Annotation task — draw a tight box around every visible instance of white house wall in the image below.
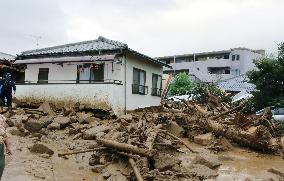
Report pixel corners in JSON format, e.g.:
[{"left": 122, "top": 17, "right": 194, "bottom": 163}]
[
  {"left": 16, "top": 84, "right": 125, "bottom": 115},
  {"left": 16, "top": 55, "right": 164, "bottom": 115},
  {"left": 125, "top": 53, "right": 163, "bottom": 110}
]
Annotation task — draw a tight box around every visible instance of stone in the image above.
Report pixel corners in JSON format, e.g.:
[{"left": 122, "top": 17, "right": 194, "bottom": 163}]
[
  {"left": 62, "top": 107, "right": 72, "bottom": 116},
  {"left": 7, "top": 114, "right": 29, "bottom": 126},
  {"left": 76, "top": 112, "right": 93, "bottom": 124},
  {"left": 30, "top": 143, "right": 54, "bottom": 155},
  {"left": 38, "top": 102, "right": 56, "bottom": 116},
  {"left": 91, "top": 165, "right": 107, "bottom": 173},
  {"left": 119, "top": 114, "right": 132, "bottom": 122},
  {"left": 7, "top": 127, "right": 25, "bottom": 136},
  {"left": 24, "top": 119, "right": 46, "bottom": 132},
  {"left": 166, "top": 121, "right": 185, "bottom": 137},
  {"left": 70, "top": 116, "right": 78, "bottom": 123},
  {"left": 47, "top": 122, "right": 61, "bottom": 130},
  {"left": 68, "top": 128, "right": 79, "bottom": 135},
  {"left": 192, "top": 153, "right": 222, "bottom": 169},
  {"left": 53, "top": 116, "right": 71, "bottom": 128},
  {"left": 73, "top": 133, "right": 82, "bottom": 140},
  {"left": 38, "top": 116, "right": 54, "bottom": 127},
  {"left": 154, "top": 154, "right": 181, "bottom": 171},
  {"left": 83, "top": 125, "right": 111, "bottom": 140},
  {"left": 194, "top": 133, "right": 215, "bottom": 146}
]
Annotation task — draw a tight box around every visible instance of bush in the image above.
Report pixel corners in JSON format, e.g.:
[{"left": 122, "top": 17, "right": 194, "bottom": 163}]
[
  {"left": 192, "top": 83, "right": 231, "bottom": 104},
  {"left": 168, "top": 72, "right": 194, "bottom": 96}
]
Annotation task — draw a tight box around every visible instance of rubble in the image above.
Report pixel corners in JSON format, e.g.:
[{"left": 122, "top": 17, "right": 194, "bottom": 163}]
[
  {"left": 29, "top": 143, "right": 54, "bottom": 155},
  {"left": 4, "top": 94, "right": 284, "bottom": 180},
  {"left": 194, "top": 133, "right": 215, "bottom": 146}
]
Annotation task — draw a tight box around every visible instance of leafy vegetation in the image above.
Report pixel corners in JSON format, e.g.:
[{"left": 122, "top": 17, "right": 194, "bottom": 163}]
[
  {"left": 247, "top": 43, "right": 284, "bottom": 110},
  {"left": 168, "top": 72, "right": 194, "bottom": 96},
  {"left": 168, "top": 72, "right": 231, "bottom": 103},
  {"left": 192, "top": 83, "right": 231, "bottom": 103}
]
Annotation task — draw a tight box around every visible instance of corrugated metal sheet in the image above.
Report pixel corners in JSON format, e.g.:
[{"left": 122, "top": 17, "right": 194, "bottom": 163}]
[{"left": 217, "top": 74, "right": 256, "bottom": 93}]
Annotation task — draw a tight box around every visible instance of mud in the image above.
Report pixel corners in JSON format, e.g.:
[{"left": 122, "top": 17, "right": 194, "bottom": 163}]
[
  {"left": 2, "top": 134, "right": 283, "bottom": 181},
  {"left": 1, "top": 97, "right": 283, "bottom": 181}
]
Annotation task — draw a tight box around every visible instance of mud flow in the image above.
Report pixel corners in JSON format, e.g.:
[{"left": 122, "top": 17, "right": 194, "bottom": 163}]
[{"left": 1, "top": 99, "right": 283, "bottom": 181}]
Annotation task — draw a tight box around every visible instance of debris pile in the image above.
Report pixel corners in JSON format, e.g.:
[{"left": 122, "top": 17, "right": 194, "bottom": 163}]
[{"left": 3, "top": 95, "right": 284, "bottom": 180}]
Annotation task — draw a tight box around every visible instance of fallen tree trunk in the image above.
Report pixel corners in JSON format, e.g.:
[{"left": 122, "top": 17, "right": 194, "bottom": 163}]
[
  {"left": 210, "top": 103, "right": 244, "bottom": 120},
  {"left": 145, "top": 124, "right": 163, "bottom": 150},
  {"left": 97, "top": 138, "right": 154, "bottom": 158},
  {"left": 129, "top": 158, "right": 144, "bottom": 181},
  {"left": 159, "top": 130, "right": 197, "bottom": 153},
  {"left": 58, "top": 147, "right": 107, "bottom": 157},
  {"left": 200, "top": 119, "right": 282, "bottom": 153}
]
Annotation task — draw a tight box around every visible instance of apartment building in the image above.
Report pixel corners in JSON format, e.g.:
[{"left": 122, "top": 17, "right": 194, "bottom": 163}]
[{"left": 157, "top": 48, "right": 265, "bottom": 82}]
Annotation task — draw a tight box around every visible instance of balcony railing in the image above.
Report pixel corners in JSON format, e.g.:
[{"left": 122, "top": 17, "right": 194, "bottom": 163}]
[
  {"left": 132, "top": 84, "right": 148, "bottom": 95},
  {"left": 15, "top": 79, "right": 123, "bottom": 85},
  {"left": 151, "top": 88, "right": 162, "bottom": 97}
]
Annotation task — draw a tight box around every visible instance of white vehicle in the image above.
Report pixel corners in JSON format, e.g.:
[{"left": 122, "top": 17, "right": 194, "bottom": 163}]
[
  {"left": 167, "top": 94, "right": 193, "bottom": 102},
  {"left": 256, "top": 106, "right": 284, "bottom": 122}
]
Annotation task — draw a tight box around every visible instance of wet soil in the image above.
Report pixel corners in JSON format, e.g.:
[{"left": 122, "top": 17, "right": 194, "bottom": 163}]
[{"left": 2, "top": 134, "right": 284, "bottom": 181}]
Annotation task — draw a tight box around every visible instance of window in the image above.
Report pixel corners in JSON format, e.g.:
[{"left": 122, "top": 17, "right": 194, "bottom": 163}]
[
  {"left": 232, "top": 54, "right": 240, "bottom": 61},
  {"left": 224, "top": 54, "right": 229, "bottom": 59},
  {"left": 236, "top": 55, "right": 240, "bottom": 60},
  {"left": 151, "top": 74, "right": 162, "bottom": 96},
  {"left": 38, "top": 68, "right": 49, "bottom": 84},
  {"left": 232, "top": 69, "right": 240, "bottom": 76},
  {"left": 132, "top": 68, "right": 148, "bottom": 95},
  {"left": 225, "top": 69, "right": 230, "bottom": 74},
  {"left": 77, "top": 63, "right": 104, "bottom": 83}
]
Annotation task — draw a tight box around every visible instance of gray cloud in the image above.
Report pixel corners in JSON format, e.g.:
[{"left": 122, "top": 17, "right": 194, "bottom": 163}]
[{"left": 0, "top": 0, "right": 283, "bottom": 57}]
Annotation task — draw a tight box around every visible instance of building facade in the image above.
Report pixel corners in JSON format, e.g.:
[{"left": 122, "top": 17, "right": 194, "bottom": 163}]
[
  {"left": 157, "top": 48, "right": 265, "bottom": 82},
  {"left": 15, "top": 37, "right": 169, "bottom": 115}
]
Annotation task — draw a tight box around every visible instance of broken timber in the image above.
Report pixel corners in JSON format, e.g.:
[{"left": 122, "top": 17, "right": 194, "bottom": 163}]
[
  {"left": 96, "top": 138, "right": 154, "bottom": 158},
  {"left": 129, "top": 158, "right": 144, "bottom": 181}
]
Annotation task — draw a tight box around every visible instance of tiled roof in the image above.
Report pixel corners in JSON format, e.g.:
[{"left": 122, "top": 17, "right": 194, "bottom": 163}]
[
  {"left": 217, "top": 74, "right": 256, "bottom": 93},
  {"left": 21, "top": 36, "right": 127, "bottom": 56},
  {"left": 18, "top": 36, "right": 170, "bottom": 68},
  {"left": 0, "top": 52, "right": 15, "bottom": 61}
]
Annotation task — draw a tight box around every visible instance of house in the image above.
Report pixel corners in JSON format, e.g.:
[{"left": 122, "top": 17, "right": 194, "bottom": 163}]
[
  {"left": 217, "top": 74, "right": 255, "bottom": 102},
  {"left": 0, "top": 52, "right": 24, "bottom": 80},
  {"left": 157, "top": 48, "right": 265, "bottom": 82},
  {"left": 14, "top": 37, "right": 170, "bottom": 115}
]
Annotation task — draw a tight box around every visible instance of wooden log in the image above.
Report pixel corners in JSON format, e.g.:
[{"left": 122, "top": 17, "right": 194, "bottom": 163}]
[
  {"left": 97, "top": 138, "right": 153, "bottom": 158},
  {"left": 129, "top": 158, "right": 144, "bottom": 181},
  {"left": 200, "top": 119, "right": 281, "bottom": 153},
  {"left": 267, "top": 168, "right": 284, "bottom": 178},
  {"left": 159, "top": 130, "right": 197, "bottom": 153},
  {"left": 210, "top": 103, "right": 244, "bottom": 120},
  {"left": 58, "top": 147, "right": 107, "bottom": 157},
  {"left": 145, "top": 124, "right": 163, "bottom": 150}
]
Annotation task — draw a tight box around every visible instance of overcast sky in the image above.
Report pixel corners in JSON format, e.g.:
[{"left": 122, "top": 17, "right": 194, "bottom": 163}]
[{"left": 0, "top": 0, "right": 283, "bottom": 57}]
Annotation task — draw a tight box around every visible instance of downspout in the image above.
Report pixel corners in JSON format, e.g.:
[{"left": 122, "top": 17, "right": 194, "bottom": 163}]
[{"left": 124, "top": 53, "right": 127, "bottom": 114}]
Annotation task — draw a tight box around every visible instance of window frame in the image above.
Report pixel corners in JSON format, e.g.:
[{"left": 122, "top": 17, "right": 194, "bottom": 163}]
[
  {"left": 37, "top": 68, "right": 49, "bottom": 84},
  {"left": 151, "top": 73, "right": 162, "bottom": 97},
  {"left": 132, "top": 67, "right": 148, "bottom": 95}
]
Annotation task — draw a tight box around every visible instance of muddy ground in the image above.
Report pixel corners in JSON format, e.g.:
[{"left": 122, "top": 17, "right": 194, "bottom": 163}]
[
  {"left": 1, "top": 98, "right": 284, "bottom": 181},
  {"left": 2, "top": 131, "right": 284, "bottom": 181}
]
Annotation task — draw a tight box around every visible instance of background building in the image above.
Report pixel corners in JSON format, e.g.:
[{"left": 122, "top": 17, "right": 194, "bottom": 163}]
[{"left": 157, "top": 48, "right": 265, "bottom": 82}]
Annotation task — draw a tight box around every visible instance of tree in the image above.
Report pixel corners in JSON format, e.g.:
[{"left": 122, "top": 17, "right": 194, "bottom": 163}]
[
  {"left": 168, "top": 72, "right": 194, "bottom": 96},
  {"left": 247, "top": 43, "right": 284, "bottom": 109}
]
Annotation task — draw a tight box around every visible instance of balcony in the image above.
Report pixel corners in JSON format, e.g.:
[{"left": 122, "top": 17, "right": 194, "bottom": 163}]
[
  {"left": 132, "top": 84, "right": 148, "bottom": 95},
  {"left": 151, "top": 88, "right": 162, "bottom": 97}
]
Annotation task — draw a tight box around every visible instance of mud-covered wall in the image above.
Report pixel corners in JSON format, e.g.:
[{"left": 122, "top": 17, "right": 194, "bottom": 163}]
[
  {"left": 16, "top": 84, "right": 125, "bottom": 115},
  {"left": 125, "top": 53, "right": 163, "bottom": 110}
]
